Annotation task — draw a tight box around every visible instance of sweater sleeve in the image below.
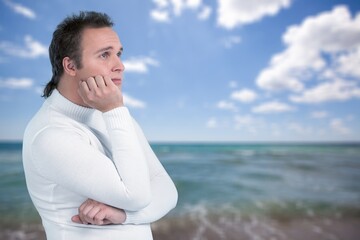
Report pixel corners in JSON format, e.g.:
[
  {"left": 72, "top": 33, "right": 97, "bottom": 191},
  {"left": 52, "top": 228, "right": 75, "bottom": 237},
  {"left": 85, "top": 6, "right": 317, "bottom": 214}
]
[
  {"left": 30, "top": 107, "right": 151, "bottom": 211},
  {"left": 123, "top": 119, "right": 178, "bottom": 224}
]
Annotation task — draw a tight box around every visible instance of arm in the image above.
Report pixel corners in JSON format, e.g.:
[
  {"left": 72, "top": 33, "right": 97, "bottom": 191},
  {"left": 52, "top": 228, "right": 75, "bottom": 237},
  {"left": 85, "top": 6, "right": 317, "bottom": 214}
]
[
  {"left": 72, "top": 120, "right": 178, "bottom": 225},
  {"left": 123, "top": 119, "right": 178, "bottom": 224},
  {"left": 30, "top": 76, "right": 151, "bottom": 210},
  {"left": 71, "top": 199, "right": 126, "bottom": 225}
]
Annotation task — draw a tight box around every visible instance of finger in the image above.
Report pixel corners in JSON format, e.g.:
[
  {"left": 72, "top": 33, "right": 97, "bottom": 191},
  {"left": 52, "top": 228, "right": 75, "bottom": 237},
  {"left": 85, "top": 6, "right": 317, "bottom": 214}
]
[
  {"left": 86, "top": 77, "right": 98, "bottom": 91},
  {"left": 102, "top": 219, "right": 112, "bottom": 225},
  {"left": 79, "top": 204, "right": 94, "bottom": 224},
  {"left": 78, "top": 208, "right": 89, "bottom": 224},
  {"left": 86, "top": 205, "right": 102, "bottom": 221},
  {"left": 93, "top": 210, "right": 107, "bottom": 225},
  {"left": 82, "top": 203, "right": 95, "bottom": 216},
  {"left": 103, "top": 76, "right": 115, "bottom": 87},
  {"left": 71, "top": 215, "right": 82, "bottom": 224},
  {"left": 94, "top": 75, "right": 106, "bottom": 88},
  {"left": 76, "top": 199, "right": 94, "bottom": 224},
  {"left": 78, "top": 199, "right": 90, "bottom": 212},
  {"left": 78, "top": 213, "right": 89, "bottom": 225},
  {"left": 77, "top": 204, "right": 86, "bottom": 223},
  {"left": 79, "top": 80, "right": 90, "bottom": 94}
]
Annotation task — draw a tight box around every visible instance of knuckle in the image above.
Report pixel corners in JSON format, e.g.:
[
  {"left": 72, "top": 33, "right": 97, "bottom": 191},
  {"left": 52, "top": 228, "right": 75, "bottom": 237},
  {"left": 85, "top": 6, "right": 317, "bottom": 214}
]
[
  {"left": 95, "top": 219, "right": 103, "bottom": 225},
  {"left": 94, "top": 215, "right": 102, "bottom": 222},
  {"left": 85, "top": 216, "right": 92, "bottom": 223}
]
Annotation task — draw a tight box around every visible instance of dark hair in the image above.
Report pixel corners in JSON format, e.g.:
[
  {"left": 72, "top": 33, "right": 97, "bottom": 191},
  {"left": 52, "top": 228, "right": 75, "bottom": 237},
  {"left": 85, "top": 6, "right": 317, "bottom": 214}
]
[{"left": 43, "top": 11, "right": 114, "bottom": 98}]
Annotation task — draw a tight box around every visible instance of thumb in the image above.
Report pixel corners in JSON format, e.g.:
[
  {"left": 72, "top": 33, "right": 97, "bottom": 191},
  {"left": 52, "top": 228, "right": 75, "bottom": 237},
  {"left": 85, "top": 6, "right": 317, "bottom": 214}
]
[{"left": 71, "top": 215, "right": 82, "bottom": 224}]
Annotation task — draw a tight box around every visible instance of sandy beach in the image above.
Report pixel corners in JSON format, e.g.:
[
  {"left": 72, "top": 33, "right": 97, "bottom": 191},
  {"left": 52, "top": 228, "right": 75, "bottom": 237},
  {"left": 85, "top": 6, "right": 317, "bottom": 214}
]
[
  {"left": 1, "top": 216, "right": 360, "bottom": 240},
  {"left": 153, "top": 216, "right": 360, "bottom": 240}
]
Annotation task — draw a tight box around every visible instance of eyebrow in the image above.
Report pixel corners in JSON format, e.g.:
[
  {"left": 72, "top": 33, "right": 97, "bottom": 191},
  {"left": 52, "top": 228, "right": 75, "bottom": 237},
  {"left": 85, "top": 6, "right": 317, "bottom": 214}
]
[{"left": 94, "top": 46, "right": 123, "bottom": 55}]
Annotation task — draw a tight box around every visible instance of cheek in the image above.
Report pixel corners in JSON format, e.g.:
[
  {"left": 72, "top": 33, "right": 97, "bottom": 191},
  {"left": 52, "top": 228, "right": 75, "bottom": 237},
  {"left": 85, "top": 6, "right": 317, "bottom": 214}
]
[
  {"left": 84, "top": 61, "right": 112, "bottom": 76},
  {"left": 77, "top": 63, "right": 109, "bottom": 79}
]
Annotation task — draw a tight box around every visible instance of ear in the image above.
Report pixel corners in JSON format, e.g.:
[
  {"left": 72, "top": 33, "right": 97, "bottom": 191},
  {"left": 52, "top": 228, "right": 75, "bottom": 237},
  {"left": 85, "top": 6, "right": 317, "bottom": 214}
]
[{"left": 62, "top": 57, "right": 77, "bottom": 76}]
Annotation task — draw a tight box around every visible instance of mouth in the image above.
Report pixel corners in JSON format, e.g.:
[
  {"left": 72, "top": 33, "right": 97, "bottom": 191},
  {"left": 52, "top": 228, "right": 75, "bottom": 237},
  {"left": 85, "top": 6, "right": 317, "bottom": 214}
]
[{"left": 111, "top": 78, "right": 122, "bottom": 85}]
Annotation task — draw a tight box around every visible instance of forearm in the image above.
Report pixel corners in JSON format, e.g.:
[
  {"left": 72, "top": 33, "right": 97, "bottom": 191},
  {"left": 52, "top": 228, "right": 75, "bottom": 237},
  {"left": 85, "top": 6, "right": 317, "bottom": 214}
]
[
  {"left": 102, "top": 107, "right": 151, "bottom": 209},
  {"left": 76, "top": 75, "right": 151, "bottom": 209},
  {"left": 72, "top": 116, "right": 178, "bottom": 225},
  {"left": 121, "top": 120, "right": 178, "bottom": 224},
  {"left": 74, "top": 173, "right": 178, "bottom": 226},
  {"left": 124, "top": 172, "right": 178, "bottom": 224}
]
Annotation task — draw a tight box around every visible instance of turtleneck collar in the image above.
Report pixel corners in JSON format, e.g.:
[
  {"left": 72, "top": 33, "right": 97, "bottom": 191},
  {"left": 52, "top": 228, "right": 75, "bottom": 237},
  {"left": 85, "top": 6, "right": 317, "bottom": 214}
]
[{"left": 46, "top": 89, "right": 95, "bottom": 123}]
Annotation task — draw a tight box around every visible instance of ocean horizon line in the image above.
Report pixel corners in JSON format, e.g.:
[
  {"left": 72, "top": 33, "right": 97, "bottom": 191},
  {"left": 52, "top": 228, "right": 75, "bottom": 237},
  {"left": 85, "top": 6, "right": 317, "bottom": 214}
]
[{"left": 1, "top": 139, "right": 360, "bottom": 145}]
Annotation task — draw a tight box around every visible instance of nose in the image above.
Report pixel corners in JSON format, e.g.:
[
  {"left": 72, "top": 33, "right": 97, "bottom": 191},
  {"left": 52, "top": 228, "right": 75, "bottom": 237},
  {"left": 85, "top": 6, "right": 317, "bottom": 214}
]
[{"left": 112, "top": 55, "right": 125, "bottom": 73}]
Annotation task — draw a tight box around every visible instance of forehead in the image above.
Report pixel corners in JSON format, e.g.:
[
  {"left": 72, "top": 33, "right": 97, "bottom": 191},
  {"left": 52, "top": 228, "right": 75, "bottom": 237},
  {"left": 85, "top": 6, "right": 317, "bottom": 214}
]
[{"left": 81, "top": 27, "right": 122, "bottom": 52}]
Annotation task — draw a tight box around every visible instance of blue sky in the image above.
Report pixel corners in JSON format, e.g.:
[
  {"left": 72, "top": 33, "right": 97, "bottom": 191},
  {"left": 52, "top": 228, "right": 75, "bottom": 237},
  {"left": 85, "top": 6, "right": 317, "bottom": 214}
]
[{"left": 0, "top": 0, "right": 360, "bottom": 142}]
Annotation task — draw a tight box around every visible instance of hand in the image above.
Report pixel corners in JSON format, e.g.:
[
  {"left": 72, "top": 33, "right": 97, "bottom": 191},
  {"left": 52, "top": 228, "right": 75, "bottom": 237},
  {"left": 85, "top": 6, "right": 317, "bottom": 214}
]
[
  {"left": 71, "top": 199, "right": 127, "bottom": 225},
  {"left": 78, "top": 75, "right": 123, "bottom": 112}
]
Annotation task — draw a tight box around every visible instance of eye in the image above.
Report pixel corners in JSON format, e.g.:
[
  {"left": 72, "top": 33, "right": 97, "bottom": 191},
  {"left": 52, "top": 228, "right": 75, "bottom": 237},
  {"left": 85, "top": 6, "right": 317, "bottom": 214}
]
[
  {"left": 100, "top": 52, "right": 110, "bottom": 59},
  {"left": 116, "top": 51, "right": 122, "bottom": 58}
]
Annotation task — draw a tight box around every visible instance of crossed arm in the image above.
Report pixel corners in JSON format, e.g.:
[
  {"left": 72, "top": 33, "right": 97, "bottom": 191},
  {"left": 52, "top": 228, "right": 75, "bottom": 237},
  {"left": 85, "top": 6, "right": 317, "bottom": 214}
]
[
  {"left": 32, "top": 75, "right": 177, "bottom": 226},
  {"left": 71, "top": 199, "right": 126, "bottom": 225},
  {"left": 71, "top": 117, "right": 178, "bottom": 226}
]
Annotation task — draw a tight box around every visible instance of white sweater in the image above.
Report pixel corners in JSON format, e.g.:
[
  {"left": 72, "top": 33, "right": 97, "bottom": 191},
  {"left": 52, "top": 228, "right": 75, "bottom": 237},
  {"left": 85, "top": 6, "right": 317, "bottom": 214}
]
[{"left": 22, "top": 89, "right": 178, "bottom": 240}]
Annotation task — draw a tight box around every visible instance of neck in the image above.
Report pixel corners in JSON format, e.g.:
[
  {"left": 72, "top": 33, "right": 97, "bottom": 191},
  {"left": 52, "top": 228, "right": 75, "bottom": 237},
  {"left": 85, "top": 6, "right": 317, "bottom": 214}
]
[{"left": 57, "top": 76, "right": 88, "bottom": 108}]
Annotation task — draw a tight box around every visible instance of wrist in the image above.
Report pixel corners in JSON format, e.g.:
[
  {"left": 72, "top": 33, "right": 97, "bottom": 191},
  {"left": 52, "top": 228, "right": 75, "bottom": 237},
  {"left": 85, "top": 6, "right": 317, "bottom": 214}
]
[
  {"left": 100, "top": 103, "right": 124, "bottom": 113},
  {"left": 110, "top": 209, "right": 127, "bottom": 224}
]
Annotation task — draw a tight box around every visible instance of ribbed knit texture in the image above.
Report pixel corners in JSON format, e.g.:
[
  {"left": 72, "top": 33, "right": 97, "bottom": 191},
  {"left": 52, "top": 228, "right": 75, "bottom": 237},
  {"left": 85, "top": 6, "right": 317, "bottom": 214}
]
[{"left": 22, "top": 89, "right": 177, "bottom": 240}]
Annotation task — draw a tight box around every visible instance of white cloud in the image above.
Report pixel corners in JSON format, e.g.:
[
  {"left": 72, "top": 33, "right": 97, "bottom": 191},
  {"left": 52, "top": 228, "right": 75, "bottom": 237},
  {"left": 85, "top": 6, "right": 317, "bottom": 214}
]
[
  {"left": 281, "top": 6, "right": 360, "bottom": 53},
  {"left": 150, "top": 9, "right": 170, "bottom": 22},
  {"left": 0, "top": 77, "right": 33, "bottom": 89},
  {"left": 311, "top": 111, "right": 328, "bottom": 119},
  {"left": 256, "top": 6, "right": 360, "bottom": 93},
  {"left": 151, "top": 0, "right": 210, "bottom": 22},
  {"left": 288, "top": 122, "right": 313, "bottom": 135},
  {"left": 172, "top": 0, "right": 202, "bottom": 15},
  {"left": 4, "top": 0, "right": 36, "bottom": 19},
  {"left": 187, "top": 0, "right": 202, "bottom": 8},
  {"left": 252, "top": 100, "right": 295, "bottom": 114},
  {"left": 123, "top": 93, "right": 146, "bottom": 108},
  {"left": 35, "top": 86, "right": 43, "bottom": 95},
  {"left": 221, "top": 35, "right": 241, "bottom": 49},
  {"left": 198, "top": 5, "right": 212, "bottom": 20},
  {"left": 206, "top": 117, "right": 218, "bottom": 128},
  {"left": 0, "top": 35, "right": 47, "bottom": 59},
  {"left": 123, "top": 57, "right": 159, "bottom": 73},
  {"left": 290, "top": 79, "right": 360, "bottom": 103},
  {"left": 216, "top": 100, "right": 237, "bottom": 112},
  {"left": 153, "top": 0, "right": 169, "bottom": 8},
  {"left": 231, "top": 88, "right": 257, "bottom": 103},
  {"left": 234, "top": 114, "right": 263, "bottom": 133},
  {"left": 217, "top": 0, "right": 291, "bottom": 29},
  {"left": 330, "top": 118, "right": 350, "bottom": 135},
  {"left": 234, "top": 114, "right": 254, "bottom": 126},
  {"left": 336, "top": 46, "right": 360, "bottom": 78}
]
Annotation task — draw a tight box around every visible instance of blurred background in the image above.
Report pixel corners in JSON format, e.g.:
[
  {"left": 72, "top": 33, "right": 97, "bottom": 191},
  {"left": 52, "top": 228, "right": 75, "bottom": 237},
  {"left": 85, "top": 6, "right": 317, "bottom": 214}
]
[{"left": 1, "top": 0, "right": 360, "bottom": 239}]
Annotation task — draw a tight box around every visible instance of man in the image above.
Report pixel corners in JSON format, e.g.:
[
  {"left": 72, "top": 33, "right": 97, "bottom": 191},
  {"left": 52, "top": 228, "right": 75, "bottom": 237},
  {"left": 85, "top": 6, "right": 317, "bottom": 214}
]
[{"left": 22, "top": 11, "right": 177, "bottom": 240}]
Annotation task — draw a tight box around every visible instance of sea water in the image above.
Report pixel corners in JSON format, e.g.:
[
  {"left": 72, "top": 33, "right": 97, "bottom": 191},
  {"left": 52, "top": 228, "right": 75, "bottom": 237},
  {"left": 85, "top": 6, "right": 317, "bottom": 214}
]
[{"left": 1, "top": 142, "right": 360, "bottom": 239}]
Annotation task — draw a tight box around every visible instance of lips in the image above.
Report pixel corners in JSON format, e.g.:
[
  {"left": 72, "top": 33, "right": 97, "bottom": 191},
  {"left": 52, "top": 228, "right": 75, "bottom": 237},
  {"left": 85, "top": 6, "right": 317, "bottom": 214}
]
[{"left": 111, "top": 78, "right": 122, "bottom": 85}]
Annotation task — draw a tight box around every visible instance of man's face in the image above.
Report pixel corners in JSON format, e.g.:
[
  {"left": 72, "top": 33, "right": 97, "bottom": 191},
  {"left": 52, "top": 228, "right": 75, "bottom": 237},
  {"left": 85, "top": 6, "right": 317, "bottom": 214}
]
[{"left": 75, "top": 27, "right": 124, "bottom": 86}]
